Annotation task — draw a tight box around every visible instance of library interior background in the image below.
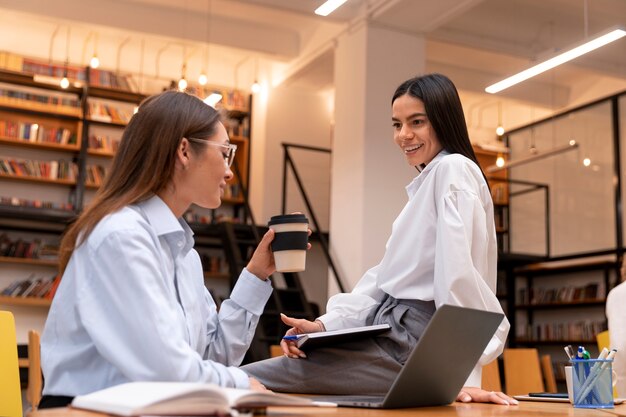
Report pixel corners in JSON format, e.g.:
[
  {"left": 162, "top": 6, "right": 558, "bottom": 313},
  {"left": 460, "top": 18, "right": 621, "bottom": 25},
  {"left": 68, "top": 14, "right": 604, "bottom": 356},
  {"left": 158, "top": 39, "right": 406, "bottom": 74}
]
[{"left": 0, "top": 0, "right": 625, "bottom": 397}]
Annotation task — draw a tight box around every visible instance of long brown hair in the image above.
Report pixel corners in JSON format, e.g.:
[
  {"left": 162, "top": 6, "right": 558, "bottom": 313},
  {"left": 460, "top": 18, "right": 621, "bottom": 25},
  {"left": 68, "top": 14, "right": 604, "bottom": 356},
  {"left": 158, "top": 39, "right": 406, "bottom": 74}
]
[{"left": 59, "top": 91, "right": 221, "bottom": 273}]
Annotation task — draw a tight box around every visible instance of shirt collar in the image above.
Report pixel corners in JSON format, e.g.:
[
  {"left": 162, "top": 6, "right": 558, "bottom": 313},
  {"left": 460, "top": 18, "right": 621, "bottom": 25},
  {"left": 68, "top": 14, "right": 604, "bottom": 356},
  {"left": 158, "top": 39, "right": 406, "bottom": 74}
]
[
  {"left": 136, "top": 195, "right": 195, "bottom": 257},
  {"left": 406, "top": 150, "right": 450, "bottom": 197}
]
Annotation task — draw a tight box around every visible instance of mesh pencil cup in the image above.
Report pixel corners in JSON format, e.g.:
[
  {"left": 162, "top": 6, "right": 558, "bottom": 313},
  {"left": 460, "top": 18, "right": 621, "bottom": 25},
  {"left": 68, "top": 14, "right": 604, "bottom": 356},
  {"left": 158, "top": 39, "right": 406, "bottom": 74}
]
[{"left": 570, "top": 358, "right": 614, "bottom": 408}]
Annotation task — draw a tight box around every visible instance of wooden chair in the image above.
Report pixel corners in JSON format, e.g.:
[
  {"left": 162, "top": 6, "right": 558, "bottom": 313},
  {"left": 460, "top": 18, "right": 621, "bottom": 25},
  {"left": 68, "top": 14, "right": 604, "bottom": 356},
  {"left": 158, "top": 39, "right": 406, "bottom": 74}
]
[
  {"left": 0, "top": 311, "right": 23, "bottom": 417},
  {"left": 481, "top": 359, "right": 502, "bottom": 392},
  {"left": 540, "top": 354, "right": 557, "bottom": 393},
  {"left": 503, "top": 348, "right": 544, "bottom": 395},
  {"left": 27, "top": 330, "right": 42, "bottom": 411}
]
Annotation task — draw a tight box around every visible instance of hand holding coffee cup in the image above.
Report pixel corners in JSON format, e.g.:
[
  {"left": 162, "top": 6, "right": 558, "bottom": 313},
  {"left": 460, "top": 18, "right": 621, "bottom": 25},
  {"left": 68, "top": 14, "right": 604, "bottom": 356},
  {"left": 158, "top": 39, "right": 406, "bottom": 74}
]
[{"left": 268, "top": 214, "right": 309, "bottom": 272}]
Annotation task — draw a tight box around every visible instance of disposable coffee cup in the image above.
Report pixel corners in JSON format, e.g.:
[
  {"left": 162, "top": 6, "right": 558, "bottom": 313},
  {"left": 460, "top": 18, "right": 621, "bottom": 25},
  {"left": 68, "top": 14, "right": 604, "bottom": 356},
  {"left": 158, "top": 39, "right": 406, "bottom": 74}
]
[{"left": 268, "top": 214, "right": 309, "bottom": 272}]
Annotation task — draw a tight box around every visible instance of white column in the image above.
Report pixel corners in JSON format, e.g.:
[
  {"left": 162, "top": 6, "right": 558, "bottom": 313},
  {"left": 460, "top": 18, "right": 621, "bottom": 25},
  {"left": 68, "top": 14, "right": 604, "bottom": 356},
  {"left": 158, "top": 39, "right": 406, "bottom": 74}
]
[{"left": 329, "top": 22, "right": 425, "bottom": 293}]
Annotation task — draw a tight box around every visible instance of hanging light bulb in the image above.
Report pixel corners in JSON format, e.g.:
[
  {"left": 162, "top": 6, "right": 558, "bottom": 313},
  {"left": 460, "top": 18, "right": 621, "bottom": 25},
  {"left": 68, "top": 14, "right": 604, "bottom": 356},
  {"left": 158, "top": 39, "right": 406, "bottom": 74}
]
[
  {"left": 198, "top": 72, "right": 208, "bottom": 85},
  {"left": 496, "top": 155, "right": 505, "bottom": 168},
  {"left": 178, "top": 77, "right": 188, "bottom": 91},
  {"left": 583, "top": 158, "right": 591, "bottom": 167},
  {"left": 90, "top": 54, "right": 100, "bottom": 69},
  {"left": 60, "top": 76, "right": 70, "bottom": 89},
  {"left": 251, "top": 80, "right": 261, "bottom": 94},
  {"left": 496, "top": 126, "right": 505, "bottom": 136}
]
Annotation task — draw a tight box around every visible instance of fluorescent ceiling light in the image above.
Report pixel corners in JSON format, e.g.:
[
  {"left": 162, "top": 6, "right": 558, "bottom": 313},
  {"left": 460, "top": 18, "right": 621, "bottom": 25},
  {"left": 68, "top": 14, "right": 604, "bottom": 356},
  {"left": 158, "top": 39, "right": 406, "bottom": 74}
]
[
  {"left": 486, "top": 26, "right": 626, "bottom": 94},
  {"left": 315, "top": 0, "right": 348, "bottom": 16}
]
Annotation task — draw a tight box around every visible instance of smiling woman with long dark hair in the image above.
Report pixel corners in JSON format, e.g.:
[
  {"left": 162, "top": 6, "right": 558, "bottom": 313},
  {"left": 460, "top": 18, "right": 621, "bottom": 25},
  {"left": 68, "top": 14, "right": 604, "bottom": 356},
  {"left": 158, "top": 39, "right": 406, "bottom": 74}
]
[{"left": 243, "top": 74, "right": 514, "bottom": 405}]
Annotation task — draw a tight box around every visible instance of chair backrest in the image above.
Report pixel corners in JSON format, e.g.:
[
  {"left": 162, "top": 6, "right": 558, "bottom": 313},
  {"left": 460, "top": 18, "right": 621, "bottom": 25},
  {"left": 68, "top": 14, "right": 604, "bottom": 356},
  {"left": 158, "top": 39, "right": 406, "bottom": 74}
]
[
  {"left": 540, "top": 354, "right": 557, "bottom": 393},
  {"left": 597, "top": 330, "right": 610, "bottom": 351},
  {"left": 0, "top": 311, "right": 23, "bottom": 417},
  {"left": 596, "top": 330, "right": 618, "bottom": 397},
  {"left": 481, "top": 359, "right": 502, "bottom": 392},
  {"left": 27, "top": 330, "right": 42, "bottom": 410},
  {"left": 503, "top": 348, "right": 544, "bottom": 395}
]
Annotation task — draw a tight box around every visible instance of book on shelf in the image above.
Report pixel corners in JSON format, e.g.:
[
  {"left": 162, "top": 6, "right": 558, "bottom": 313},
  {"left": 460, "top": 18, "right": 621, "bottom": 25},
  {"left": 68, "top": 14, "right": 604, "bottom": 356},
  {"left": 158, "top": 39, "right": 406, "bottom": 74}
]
[
  {"left": 1, "top": 274, "right": 59, "bottom": 298},
  {"left": 0, "top": 157, "right": 77, "bottom": 181},
  {"left": 0, "top": 195, "right": 73, "bottom": 211},
  {"left": 0, "top": 119, "right": 77, "bottom": 145},
  {"left": 71, "top": 381, "right": 333, "bottom": 416}
]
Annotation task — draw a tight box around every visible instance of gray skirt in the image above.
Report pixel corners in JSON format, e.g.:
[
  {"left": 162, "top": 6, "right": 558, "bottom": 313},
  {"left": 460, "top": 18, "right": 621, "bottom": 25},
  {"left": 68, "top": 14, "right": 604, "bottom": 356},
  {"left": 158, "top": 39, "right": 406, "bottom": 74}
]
[{"left": 241, "top": 295, "right": 435, "bottom": 395}]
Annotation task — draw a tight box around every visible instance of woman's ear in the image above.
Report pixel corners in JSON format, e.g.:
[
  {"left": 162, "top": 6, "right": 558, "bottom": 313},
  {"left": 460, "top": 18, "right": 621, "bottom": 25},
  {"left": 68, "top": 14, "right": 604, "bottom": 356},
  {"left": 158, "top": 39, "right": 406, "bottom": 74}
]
[{"left": 177, "top": 137, "right": 191, "bottom": 169}]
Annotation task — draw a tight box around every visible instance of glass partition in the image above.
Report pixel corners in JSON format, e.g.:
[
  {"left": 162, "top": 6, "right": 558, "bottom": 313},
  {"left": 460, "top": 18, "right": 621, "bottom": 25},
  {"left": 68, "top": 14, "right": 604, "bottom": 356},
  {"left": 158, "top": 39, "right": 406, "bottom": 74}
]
[{"left": 507, "top": 101, "right": 616, "bottom": 257}]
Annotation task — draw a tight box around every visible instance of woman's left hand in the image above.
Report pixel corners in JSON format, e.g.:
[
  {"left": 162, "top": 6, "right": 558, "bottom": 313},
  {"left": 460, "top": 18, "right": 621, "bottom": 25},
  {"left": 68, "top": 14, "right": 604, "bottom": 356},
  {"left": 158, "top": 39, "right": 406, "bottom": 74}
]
[{"left": 456, "top": 387, "right": 518, "bottom": 405}]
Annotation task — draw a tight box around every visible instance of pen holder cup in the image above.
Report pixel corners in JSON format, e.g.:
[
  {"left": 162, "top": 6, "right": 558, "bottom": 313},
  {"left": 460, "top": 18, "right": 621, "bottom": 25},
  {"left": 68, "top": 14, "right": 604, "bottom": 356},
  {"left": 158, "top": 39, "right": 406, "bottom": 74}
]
[{"left": 570, "top": 359, "right": 614, "bottom": 409}]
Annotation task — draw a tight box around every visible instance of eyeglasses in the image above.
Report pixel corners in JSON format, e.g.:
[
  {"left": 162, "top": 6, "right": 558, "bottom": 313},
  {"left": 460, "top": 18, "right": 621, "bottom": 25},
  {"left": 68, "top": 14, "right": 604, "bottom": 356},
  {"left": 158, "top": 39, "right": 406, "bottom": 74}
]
[{"left": 187, "top": 137, "right": 237, "bottom": 167}]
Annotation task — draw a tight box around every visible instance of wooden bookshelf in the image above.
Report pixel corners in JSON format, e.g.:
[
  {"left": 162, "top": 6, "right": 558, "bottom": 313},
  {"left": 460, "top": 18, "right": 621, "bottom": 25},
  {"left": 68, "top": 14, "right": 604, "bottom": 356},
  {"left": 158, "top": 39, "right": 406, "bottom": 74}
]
[
  {"left": 0, "top": 295, "right": 52, "bottom": 307},
  {"left": 0, "top": 256, "right": 57, "bottom": 267},
  {"left": 0, "top": 173, "right": 76, "bottom": 186},
  {"left": 0, "top": 137, "right": 80, "bottom": 152}
]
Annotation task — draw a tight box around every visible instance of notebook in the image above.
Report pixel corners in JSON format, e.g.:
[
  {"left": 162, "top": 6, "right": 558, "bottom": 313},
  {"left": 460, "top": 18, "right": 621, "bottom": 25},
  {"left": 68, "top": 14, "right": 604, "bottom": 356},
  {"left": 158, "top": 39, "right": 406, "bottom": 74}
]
[{"left": 310, "top": 304, "right": 504, "bottom": 408}]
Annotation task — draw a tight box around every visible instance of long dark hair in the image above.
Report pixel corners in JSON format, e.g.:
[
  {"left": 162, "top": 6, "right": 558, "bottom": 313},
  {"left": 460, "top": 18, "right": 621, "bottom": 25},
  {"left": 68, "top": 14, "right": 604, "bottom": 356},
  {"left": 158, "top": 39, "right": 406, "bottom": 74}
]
[
  {"left": 392, "top": 74, "right": 483, "bottom": 171},
  {"left": 59, "top": 90, "right": 221, "bottom": 273}
]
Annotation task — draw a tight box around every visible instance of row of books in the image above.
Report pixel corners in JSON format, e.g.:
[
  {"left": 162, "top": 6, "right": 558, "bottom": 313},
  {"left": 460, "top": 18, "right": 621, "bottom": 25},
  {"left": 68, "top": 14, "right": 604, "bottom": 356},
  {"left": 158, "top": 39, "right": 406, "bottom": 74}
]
[
  {"left": 85, "top": 164, "right": 107, "bottom": 186},
  {"left": 224, "top": 116, "right": 250, "bottom": 138},
  {"left": 0, "top": 196, "right": 73, "bottom": 211},
  {"left": 89, "top": 68, "right": 137, "bottom": 92},
  {"left": 0, "top": 234, "right": 59, "bottom": 260},
  {"left": 88, "top": 100, "right": 133, "bottom": 124},
  {"left": 183, "top": 210, "right": 213, "bottom": 225},
  {"left": 0, "top": 120, "right": 77, "bottom": 145},
  {"left": 0, "top": 87, "right": 80, "bottom": 108},
  {"left": 223, "top": 183, "right": 242, "bottom": 200},
  {"left": 0, "top": 51, "right": 138, "bottom": 93},
  {"left": 89, "top": 134, "right": 120, "bottom": 153},
  {"left": 516, "top": 320, "right": 605, "bottom": 342},
  {"left": 218, "top": 90, "right": 249, "bottom": 111},
  {"left": 517, "top": 283, "right": 601, "bottom": 305},
  {"left": 1, "top": 275, "right": 61, "bottom": 299},
  {"left": 0, "top": 158, "right": 77, "bottom": 181},
  {"left": 494, "top": 207, "right": 508, "bottom": 231}
]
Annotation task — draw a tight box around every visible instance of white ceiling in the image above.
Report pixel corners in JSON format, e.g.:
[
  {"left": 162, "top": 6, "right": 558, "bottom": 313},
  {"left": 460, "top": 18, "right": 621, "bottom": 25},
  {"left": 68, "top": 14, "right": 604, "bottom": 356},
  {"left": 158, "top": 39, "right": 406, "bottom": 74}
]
[{"left": 0, "top": 0, "right": 624, "bottom": 108}]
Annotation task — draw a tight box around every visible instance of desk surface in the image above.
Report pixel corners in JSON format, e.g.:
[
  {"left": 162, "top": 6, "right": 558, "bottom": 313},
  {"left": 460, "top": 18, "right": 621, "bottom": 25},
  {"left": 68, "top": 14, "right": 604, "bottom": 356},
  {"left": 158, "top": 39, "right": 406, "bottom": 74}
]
[{"left": 29, "top": 401, "right": 626, "bottom": 417}]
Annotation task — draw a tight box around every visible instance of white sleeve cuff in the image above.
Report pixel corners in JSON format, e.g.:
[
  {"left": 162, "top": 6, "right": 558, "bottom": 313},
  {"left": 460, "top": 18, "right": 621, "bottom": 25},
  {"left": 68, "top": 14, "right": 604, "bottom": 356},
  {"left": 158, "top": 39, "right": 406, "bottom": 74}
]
[
  {"left": 464, "top": 364, "right": 482, "bottom": 388},
  {"left": 229, "top": 268, "right": 273, "bottom": 316}
]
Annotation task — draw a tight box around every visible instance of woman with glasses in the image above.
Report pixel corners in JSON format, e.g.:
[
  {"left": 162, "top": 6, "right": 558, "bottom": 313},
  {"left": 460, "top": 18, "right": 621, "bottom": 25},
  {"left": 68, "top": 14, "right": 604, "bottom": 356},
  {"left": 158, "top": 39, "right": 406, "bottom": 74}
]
[
  {"left": 39, "top": 90, "right": 276, "bottom": 408},
  {"left": 243, "top": 74, "right": 515, "bottom": 405}
]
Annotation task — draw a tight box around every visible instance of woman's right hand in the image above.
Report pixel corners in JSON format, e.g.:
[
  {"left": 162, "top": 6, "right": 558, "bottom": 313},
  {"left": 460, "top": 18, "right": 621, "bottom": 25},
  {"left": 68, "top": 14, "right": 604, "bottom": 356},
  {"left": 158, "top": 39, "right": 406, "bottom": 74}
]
[{"left": 279, "top": 313, "right": 325, "bottom": 359}]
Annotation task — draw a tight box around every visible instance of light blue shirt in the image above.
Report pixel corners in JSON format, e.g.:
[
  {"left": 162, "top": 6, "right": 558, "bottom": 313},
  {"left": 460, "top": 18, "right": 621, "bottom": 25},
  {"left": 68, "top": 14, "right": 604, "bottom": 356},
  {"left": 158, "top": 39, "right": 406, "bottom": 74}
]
[{"left": 41, "top": 195, "right": 272, "bottom": 396}]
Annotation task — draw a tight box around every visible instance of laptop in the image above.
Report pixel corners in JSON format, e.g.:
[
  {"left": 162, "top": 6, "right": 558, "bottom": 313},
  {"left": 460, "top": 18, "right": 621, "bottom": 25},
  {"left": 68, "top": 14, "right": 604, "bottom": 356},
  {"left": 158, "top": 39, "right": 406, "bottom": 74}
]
[{"left": 310, "top": 304, "right": 504, "bottom": 408}]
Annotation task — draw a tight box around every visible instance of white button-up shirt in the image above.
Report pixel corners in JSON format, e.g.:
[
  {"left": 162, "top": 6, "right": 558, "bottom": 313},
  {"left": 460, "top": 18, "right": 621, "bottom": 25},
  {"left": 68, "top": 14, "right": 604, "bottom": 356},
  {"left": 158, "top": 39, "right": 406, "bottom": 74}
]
[
  {"left": 42, "top": 195, "right": 272, "bottom": 396},
  {"left": 318, "top": 151, "right": 509, "bottom": 387}
]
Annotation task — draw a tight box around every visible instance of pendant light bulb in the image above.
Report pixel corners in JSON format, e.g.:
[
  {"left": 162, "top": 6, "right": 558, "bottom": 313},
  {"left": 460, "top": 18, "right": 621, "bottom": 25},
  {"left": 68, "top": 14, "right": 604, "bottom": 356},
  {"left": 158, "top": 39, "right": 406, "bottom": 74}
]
[
  {"left": 198, "top": 73, "right": 208, "bottom": 86},
  {"left": 90, "top": 54, "right": 100, "bottom": 69},
  {"left": 178, "top": 77, "right": 188, "bottom": 91},
  {"left": 496, "top": 126, "right": 505, "bottom": 136},
  {"left": 60, "top": 76, "right": 70, "bottom": 89},
  {"left": 251, "top": 80, "right": 261, "bottom": 94},
  {"left": 496, "top": 155, "right": 505, "bottom": 168}
]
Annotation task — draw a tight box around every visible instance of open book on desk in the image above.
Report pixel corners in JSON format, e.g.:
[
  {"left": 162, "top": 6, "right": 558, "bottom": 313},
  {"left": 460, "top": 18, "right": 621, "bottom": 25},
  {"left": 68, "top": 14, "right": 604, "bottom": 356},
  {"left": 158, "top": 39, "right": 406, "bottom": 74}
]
[
  {"left": 71, "top": 382, "right": 336, "bottom": 416},
  {"left": 285, "top": 323, "right": 391, "bottom": 350}
]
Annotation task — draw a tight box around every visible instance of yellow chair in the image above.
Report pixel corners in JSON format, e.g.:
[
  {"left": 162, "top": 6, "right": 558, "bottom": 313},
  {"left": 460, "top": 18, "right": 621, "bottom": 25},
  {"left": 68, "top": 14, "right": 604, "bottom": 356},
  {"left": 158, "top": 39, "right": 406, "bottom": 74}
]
[
  {"left": 0, "top": 311, "right": 23, "bottom": 417},
  {"left": 596, "top": 330, "right": 617, "bottom": 397},
  {"left": 597, "top": 330, "right": 610, "bottom": 351},
  {"left": 481, "top": 359, "right": 502, "bottom": 392},
  {"left": 503, "top": 348, "right": 544, "bottom": 395},
  {"left": 540, "top": 354, "right": 557, "bottom": 393}
]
